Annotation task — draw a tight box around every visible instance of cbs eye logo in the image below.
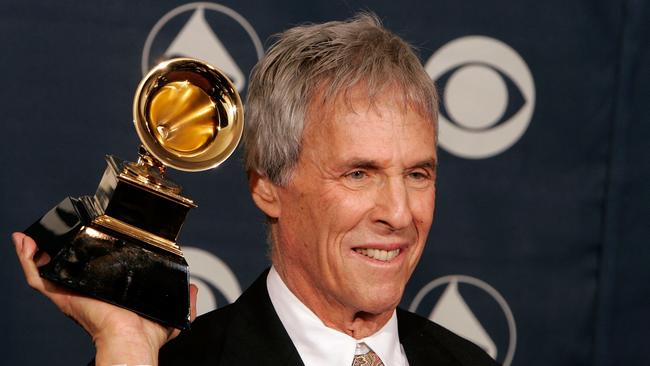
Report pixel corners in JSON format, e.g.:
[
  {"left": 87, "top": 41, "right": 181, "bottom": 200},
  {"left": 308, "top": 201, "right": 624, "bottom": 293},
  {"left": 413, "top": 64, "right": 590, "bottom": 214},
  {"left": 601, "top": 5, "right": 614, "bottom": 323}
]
[{"left": 426, "top": 36, "right": 535, "bottom": 159}]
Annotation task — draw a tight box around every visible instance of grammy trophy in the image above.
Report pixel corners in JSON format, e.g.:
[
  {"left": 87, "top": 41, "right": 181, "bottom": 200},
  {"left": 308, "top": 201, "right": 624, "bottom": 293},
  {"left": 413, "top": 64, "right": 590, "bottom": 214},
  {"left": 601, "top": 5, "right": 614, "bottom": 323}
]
[{"left": 24, "top": 58, "right": 243, "bottom": 330}]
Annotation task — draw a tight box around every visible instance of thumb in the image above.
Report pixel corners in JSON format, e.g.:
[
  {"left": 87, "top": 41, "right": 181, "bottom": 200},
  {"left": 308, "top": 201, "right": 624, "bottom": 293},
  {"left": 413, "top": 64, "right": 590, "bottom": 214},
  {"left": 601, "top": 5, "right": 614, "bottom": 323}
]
[
  {"left": 189, "top": 283, "right": 199, "bottom": 323},
  {"left": 167, "top": 284, "right": 199, "bottom": 341}
]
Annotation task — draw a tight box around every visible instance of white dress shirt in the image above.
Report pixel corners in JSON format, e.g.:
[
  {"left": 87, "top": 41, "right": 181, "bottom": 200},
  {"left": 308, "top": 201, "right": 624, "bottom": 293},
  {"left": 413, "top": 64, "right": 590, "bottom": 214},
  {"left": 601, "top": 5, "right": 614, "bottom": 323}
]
[{"left": 266, "top": 266, "right": 409, "bottom": 366}]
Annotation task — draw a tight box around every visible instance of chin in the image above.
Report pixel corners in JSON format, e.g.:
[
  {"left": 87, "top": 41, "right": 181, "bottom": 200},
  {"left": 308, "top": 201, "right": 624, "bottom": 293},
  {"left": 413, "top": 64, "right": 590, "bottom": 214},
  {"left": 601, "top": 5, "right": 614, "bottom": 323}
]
[{"left": 355, "top": 289, "right": 403, "bottom": 315}]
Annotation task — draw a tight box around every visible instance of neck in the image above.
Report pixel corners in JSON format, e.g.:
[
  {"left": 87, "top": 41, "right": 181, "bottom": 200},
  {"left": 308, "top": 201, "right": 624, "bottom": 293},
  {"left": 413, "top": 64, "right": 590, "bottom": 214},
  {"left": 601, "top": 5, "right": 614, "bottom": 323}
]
[{"left": 273, "top": 262, "right": 394, "bottom": 339}]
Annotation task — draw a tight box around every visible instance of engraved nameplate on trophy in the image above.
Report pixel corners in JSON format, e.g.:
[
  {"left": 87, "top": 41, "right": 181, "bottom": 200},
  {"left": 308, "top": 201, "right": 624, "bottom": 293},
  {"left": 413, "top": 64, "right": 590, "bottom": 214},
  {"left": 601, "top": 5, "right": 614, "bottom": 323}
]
[{"left": 24, "top": 58, "right": 243, "bottom": 330}]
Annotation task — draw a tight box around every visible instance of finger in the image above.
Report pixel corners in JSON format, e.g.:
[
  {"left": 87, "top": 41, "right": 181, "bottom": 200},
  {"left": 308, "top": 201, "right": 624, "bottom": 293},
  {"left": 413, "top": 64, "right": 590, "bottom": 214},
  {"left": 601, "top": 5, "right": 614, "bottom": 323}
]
[
  {"left": 189, "top": 284, "right": 198, "bottom": 323},
  {"left": 14, "top": 234, "right": 69, "bottom": 306},
  {"left": 167, "top": 284, "right": 198, "bottom": 341},
  {"left": 14, "top": 234, "right": 45, "bottom": 291},
  {"left": 34, "top": 250, "right": 51, "bottom": 267},
  {"left": 11, "top": 232, "right": 26, "bottom": 253}
]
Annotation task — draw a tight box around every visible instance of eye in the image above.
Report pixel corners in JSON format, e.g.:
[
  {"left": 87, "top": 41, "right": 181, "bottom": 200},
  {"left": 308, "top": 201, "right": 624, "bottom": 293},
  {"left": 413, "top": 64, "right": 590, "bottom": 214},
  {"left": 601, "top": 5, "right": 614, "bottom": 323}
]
[
  {"left": 408, "top": 171, "right": 428, "bottom": 180},
  {"left": 406, "top": 170, "right": 433, "bottom": 188},
  {"left": 346, "top": 170, "right": 367, "bottom": 180},
  {"left": 342, "top": 170, "right": 372, "bottom": 189}
]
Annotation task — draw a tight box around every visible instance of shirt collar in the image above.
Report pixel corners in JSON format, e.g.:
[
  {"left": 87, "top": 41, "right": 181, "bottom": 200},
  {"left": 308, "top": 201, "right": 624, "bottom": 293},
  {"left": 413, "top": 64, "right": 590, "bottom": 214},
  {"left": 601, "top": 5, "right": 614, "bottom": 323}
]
[{"left": 266, "top": 266, "right": 408, "bottom": 366}]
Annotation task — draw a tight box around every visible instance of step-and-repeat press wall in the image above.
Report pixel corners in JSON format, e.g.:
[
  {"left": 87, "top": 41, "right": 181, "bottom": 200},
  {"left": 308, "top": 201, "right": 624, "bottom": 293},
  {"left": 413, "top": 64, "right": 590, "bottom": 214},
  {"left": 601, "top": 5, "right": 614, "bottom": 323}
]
[{"left": 2, "top": 1, "right": 648, "bottom": 365}]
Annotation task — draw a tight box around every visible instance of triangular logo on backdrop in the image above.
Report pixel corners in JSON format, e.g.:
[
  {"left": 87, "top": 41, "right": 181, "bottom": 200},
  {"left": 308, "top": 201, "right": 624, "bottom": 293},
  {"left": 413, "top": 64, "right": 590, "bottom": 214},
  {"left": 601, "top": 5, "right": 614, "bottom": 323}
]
[
  {"left": 429, "top": 278, "right": 497, "bottom": 358},
  {"left": 165, "top": 7, "right": 245, "bottom": 90}
]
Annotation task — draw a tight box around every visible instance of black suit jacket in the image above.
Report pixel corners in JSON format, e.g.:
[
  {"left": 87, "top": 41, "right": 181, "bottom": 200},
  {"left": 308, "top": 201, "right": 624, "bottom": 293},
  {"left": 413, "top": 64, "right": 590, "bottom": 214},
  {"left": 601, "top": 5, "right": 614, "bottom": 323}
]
[{"left": 160, "top": 270, "right": 498, "bottom": 365}]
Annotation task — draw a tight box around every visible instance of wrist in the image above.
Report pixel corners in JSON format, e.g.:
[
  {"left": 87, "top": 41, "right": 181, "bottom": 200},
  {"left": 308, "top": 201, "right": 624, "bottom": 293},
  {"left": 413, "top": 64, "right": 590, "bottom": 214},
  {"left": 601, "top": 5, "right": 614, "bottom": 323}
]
[{"left": 93, "top": 327, "right": 161, "bottom": 366}]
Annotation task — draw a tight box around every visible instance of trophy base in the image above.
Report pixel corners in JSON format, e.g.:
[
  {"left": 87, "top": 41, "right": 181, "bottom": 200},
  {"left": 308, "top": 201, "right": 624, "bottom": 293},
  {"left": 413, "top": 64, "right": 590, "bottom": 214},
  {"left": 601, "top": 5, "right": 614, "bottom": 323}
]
[{"left": 25, "top": 197, "right": 191, "bottom": 330}]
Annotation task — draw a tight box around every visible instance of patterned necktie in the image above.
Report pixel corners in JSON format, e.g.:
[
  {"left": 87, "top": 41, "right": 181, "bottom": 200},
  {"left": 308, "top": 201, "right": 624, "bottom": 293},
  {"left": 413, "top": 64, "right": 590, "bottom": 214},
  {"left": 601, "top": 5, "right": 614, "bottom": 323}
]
[{"left": 352, "top": 348, "right": 384, "bottom": 366}]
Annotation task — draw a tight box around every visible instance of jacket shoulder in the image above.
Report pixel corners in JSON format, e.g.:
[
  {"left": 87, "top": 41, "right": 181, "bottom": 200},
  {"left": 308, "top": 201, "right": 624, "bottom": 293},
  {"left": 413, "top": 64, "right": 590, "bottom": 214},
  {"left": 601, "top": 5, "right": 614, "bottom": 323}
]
[
  {"left": 397, "top": 308, "right": 500, "bottom": 366},
  {"left": 159, "top": 268, "right": 303, "bottom": 366},
  {"left": 159, "top": 304, "right": 236, "bottom": 365}
]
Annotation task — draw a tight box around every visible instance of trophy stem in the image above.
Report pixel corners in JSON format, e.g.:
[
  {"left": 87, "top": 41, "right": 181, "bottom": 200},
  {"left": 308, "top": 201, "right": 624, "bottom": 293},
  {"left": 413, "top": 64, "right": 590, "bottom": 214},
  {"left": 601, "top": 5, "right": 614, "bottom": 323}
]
[{"left": 137, "top": 145, "right": 166, "bottom": 174}]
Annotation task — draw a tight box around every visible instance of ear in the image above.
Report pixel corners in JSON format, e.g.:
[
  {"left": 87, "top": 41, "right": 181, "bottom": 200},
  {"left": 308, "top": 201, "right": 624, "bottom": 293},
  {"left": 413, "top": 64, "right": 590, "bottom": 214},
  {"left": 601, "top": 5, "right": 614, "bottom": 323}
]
[{"left": 249, "top": 171, "right": 281, "bottom": 219}]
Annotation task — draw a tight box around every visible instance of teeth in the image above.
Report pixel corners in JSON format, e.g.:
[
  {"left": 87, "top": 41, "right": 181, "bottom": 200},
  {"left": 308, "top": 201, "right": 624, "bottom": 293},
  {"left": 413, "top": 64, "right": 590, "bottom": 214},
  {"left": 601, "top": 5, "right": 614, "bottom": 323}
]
[{"left": 354, "top": 248, "right": 400, "bottom": 261}]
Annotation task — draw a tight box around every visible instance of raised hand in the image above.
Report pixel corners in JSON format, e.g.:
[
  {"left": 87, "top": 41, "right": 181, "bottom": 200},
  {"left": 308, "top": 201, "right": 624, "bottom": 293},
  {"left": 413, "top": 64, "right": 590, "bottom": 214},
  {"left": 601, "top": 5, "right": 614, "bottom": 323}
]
[{"left": 12, "top": 232, "right": 197, "bottom": 365}]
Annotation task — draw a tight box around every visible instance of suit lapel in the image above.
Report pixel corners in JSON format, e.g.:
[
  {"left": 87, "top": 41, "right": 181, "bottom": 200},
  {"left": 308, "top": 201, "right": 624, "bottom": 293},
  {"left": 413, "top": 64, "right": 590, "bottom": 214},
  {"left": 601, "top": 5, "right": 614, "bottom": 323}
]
[
  {"left": 219, "top": 269, "right": 305, "bottom": 366},
  {"left": 398, "top": 308, "right": 462, "bottom": 366}
]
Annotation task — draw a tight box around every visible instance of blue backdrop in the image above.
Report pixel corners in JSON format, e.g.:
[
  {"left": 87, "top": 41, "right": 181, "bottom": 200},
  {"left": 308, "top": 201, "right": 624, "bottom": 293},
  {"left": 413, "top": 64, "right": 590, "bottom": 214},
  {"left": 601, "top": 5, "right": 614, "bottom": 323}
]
[{"left": 1, "top": 1, "right": 648, "bottom": 365}]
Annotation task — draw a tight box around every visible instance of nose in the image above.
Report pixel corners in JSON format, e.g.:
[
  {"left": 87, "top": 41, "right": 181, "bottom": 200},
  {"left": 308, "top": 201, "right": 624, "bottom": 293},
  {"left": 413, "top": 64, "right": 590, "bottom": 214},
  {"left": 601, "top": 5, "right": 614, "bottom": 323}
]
[{"left": 371, "top": 176, "right": 413, "bottom": 231}]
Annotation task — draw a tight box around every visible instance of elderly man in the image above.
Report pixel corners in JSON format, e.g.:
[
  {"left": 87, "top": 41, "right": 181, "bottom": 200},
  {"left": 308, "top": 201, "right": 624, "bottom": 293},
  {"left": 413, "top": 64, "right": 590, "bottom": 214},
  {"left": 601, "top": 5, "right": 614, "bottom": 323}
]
[{"left": 13, "top": 14, "right": 497, "bottom": 366}]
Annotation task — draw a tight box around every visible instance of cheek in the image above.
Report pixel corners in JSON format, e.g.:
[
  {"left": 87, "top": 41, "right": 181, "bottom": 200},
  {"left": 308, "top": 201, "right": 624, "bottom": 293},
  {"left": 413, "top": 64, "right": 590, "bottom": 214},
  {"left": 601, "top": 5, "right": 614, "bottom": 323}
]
[
  {"left": 277, "top": 192, "right": 318, "bottom": 253},
  {"left": 319, "top": 185, "right": 370, "bottom": 226},
  {"left": 313, "top": 191, "right": 376, "bottom": 266},
  {"left": 336, "top": 200, "right": 376, "bottom": 242},
  {"left": 413, "top": 190, "right": 436, "bottom": 226},
  {"left": 409, "top": 193, "right": 434, "bottom": 256},
  {"left": 287, "top": 189, "right": 350, "bottom": 254}
]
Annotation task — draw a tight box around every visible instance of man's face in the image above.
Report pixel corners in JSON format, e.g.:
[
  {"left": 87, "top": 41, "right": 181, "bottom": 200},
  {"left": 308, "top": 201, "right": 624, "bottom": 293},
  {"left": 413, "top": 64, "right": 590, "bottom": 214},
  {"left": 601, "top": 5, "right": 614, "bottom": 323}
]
[{"left": 271, "top": 87, "right": 437, "bottom": 321}]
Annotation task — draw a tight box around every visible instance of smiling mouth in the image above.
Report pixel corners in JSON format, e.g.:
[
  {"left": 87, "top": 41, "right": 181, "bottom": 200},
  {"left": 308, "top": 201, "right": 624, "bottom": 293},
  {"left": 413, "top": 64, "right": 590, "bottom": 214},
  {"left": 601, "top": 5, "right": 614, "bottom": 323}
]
[{"left": 354, "top": 248, "right": 400, "bottom": 262}]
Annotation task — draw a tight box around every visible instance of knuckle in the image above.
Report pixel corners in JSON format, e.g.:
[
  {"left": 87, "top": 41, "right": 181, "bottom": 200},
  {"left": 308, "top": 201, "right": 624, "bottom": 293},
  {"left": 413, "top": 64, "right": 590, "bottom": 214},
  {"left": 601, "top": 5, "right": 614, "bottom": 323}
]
[{"left": 26, "top": 276, "right": 40, "bottom": 289}]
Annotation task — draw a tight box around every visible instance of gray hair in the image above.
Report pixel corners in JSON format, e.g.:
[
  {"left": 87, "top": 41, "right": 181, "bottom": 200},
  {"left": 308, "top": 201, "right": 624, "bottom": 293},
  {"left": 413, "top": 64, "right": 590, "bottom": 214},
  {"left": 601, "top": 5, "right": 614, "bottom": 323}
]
[{"left": 244, "top": 13, "right": 438, "bottom": 185}]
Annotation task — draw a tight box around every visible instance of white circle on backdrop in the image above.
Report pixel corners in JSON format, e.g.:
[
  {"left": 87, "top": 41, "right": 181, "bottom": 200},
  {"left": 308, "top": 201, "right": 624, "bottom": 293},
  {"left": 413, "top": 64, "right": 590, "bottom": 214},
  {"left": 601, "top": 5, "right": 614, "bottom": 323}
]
[
  {"left": 183, "top": 246, "right": 241, "bottom": 316},
  {"left": 444, "top": 64, "right": 508, "bottom": 130},
  {"left": 426, "top": 36, "right": 535, "bottom": 159},
  {"left": 409, "top": 274, "right": 517, "bottom": 366},
  {"left": 142, "top": 2, "right": 264, "bottom": 91}
]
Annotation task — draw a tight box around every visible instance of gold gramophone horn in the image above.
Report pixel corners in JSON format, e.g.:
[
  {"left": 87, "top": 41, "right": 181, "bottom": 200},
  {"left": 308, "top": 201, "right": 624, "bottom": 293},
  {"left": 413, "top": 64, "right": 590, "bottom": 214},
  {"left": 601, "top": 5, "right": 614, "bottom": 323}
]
[{"left": 133, "top": 58, "right": 243, "bottom": 172}]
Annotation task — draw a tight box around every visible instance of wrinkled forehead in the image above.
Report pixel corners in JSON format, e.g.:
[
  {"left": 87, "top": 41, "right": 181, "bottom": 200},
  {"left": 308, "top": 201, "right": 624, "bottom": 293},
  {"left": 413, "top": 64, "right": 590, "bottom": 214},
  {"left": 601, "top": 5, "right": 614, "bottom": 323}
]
[{"left": 305, "top": 80, "right": 436, "bottom": 130}]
